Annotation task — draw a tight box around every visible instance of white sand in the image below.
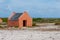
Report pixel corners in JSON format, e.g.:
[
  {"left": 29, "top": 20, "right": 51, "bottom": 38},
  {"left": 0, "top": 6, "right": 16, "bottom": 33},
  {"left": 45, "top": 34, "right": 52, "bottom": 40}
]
[{"left": 0, "top": 30, "right": 60, "bottom": 40}]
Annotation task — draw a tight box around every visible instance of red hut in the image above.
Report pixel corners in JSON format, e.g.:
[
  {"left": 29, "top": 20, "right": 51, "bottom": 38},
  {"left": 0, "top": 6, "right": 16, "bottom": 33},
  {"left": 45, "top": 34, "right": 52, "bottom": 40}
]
[{"left": 8, "top": 11, "right": 32, "bottom": 28}]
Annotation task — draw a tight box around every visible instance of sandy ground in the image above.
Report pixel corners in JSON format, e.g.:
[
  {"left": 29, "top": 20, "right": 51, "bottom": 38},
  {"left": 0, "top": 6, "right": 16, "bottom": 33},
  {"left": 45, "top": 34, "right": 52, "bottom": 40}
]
[
  {"left": 0, "top": 30, "right": 60, "bottom": 40},
  {"left": 0, "top": 23, "right": 60, "bottom": 40}
]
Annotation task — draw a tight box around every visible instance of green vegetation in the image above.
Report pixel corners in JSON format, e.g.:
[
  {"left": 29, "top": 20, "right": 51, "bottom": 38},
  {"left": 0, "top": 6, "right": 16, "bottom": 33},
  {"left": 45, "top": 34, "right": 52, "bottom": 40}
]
[
  {"left": 33, "top": 18, "right": 60, "bottom": 23},
  {"left": 2, "top": 18, "right": 8, "bottom": 22}
]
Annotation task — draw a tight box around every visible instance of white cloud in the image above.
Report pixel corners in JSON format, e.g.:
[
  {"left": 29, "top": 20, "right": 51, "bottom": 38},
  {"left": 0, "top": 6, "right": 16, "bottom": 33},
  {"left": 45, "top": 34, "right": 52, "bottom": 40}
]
[{"left": 3, "top": 0, "right": 60, "bottom": 14}]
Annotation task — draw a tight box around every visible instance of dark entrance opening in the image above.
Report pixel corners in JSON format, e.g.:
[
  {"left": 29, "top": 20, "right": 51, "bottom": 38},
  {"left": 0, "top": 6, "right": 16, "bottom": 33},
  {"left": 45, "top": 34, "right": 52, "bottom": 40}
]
[{"left": 23, "top": 20, "right": 27, "bottom": 26}]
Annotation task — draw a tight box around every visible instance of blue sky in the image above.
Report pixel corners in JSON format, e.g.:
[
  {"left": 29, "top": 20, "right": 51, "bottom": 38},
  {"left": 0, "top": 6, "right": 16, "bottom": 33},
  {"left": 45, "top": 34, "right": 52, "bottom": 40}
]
[{"left": 0, "top": 0, "right": 60, "bottom": 18}]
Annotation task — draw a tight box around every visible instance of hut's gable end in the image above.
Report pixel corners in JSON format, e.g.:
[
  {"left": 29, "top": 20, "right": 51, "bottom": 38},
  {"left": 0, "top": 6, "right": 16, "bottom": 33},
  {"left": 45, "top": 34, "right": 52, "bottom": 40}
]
[
  {"left": 19, "top": 12, "right": 32, "bottom": 20},
  {"left": 18, "top": 12, "right": 32, "bottom": 27}
]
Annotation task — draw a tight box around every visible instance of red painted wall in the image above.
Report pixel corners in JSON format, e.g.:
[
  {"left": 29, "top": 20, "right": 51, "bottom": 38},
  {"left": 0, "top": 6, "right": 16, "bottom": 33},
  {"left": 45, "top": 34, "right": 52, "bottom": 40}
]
[{"left": 8, "top": 20, "right": 18, "bottom": 27}]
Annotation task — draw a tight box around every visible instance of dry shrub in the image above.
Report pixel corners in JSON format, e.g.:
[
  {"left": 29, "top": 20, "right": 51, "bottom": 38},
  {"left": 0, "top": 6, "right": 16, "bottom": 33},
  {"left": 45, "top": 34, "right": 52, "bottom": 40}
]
[
  {"left": 55, "top": 22, "right": 60, "bottom": 25},
  {"left": 32, "top": 23, "right": 36, "bottom": 26},
  {"left": 15, "top": 26, "right": 18, "bottom": 28}
]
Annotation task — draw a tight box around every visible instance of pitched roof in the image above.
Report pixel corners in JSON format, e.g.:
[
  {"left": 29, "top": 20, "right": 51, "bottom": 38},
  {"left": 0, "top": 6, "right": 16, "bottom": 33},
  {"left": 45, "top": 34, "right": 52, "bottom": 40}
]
[{"left": 11, "top": 13, "right": 23, "bottom": 21}]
